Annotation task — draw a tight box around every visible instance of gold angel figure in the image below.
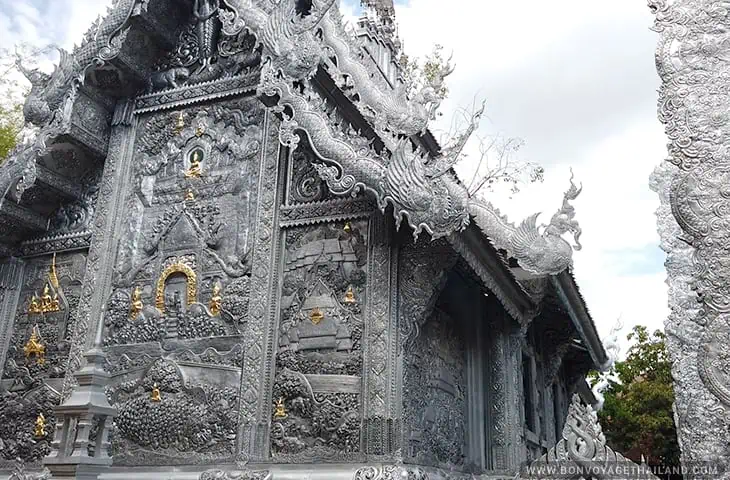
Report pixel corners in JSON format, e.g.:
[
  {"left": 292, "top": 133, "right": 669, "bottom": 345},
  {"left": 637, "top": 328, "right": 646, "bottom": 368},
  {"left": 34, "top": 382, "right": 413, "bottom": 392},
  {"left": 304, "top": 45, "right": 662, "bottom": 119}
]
[
  {"left": 209, "top": 282, "right": 222, "bottom": 316},
  {"left": 130, "top": 286, "right": 144, "bottom": 319},
  {"left": 34, "top": 413, "right": 47, "bottom": 438},
  {"left": 151, "top": 383, "right": 162, "bottom": 402}
]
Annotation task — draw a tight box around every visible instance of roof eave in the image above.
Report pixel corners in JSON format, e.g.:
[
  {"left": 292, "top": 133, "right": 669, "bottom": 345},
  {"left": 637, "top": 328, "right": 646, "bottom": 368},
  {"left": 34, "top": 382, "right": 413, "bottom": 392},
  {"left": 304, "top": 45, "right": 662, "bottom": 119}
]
[{"left": 550, "top": 270, "right": 609, "bottom": 369}]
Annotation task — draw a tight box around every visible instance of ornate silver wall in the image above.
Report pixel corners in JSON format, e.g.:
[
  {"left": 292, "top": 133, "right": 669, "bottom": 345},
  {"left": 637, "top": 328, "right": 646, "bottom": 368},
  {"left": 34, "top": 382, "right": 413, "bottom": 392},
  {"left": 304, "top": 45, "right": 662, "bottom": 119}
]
[{"left": 651, "top": 0, "right": 730, "bottom": 465}]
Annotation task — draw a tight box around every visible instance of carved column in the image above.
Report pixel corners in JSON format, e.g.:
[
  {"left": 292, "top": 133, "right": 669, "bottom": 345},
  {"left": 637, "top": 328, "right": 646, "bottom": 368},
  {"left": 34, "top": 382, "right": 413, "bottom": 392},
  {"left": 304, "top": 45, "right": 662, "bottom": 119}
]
[
  {"left": 0, "top": 257, "right": 24, "bottom": 371},
  {"left": 60, "top": 100, "right": 138, "bottom": 399},
  {"left": 237, "top": 112, "right": 284, "bottom": 460},
  {"left": 484, "top": 301, "right": 519, "bottom": 472},
  {"left": 363, "top": 214, "right": 397, "bottom": 456}
]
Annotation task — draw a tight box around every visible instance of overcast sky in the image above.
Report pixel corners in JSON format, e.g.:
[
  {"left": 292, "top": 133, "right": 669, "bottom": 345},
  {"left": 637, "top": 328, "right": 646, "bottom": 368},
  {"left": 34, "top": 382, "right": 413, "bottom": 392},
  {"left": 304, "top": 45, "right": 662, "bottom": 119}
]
[{"left": 0, "top": 0, "right": 666, "bottom": 356}]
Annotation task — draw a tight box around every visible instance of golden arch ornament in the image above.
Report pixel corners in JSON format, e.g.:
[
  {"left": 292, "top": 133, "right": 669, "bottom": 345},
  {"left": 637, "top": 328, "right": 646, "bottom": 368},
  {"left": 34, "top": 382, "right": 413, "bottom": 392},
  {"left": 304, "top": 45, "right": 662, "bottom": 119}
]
[{"left": 155, "top": 262, "right": 198, "bottom": 313}]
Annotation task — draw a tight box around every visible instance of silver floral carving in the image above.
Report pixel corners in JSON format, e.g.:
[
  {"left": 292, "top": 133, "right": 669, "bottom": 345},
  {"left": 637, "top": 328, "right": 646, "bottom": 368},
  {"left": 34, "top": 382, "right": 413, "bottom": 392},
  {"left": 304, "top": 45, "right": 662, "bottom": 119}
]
[
  {"left": 517, "top": 395, "right": 658, "bottom": 480},
  {"left": 651, "top": 0, "right": 730, "bottom": 464}
]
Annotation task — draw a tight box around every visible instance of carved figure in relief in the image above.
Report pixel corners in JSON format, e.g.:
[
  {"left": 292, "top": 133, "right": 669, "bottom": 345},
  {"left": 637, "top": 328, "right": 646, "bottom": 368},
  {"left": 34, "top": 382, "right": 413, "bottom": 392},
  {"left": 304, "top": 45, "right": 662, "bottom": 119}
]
[
  {"left": 146, "top": 67, "right": 191, "bottom": 94},
  {"left": 193, "top": 0, "right": 221, "bottom": 72},
  {"left": 151, "top": 383, "right": 162, "bottom": 402},
  {"left": 34, "top": 413, "right": 47, "bottom": 438},
  {"left": 209, "top": 282, "right": 223, "bottom": 316},
  {"left": 184, "top": 149, "right": 204, "bottom": 178},
  {"left": 343, "top": 285, "right": 356, "bottom": 304},
  {"left": 130, "top": 286, "right": 144, "bottom": 319},
  {"left": 274, "top": 398, "right": 288, "bottom": 419},
  {"left": 28, "top": 293, "right": 41, "bottom": 314},
  {"left": 40, "top": 284, "right": 54, "bottom": 313}
]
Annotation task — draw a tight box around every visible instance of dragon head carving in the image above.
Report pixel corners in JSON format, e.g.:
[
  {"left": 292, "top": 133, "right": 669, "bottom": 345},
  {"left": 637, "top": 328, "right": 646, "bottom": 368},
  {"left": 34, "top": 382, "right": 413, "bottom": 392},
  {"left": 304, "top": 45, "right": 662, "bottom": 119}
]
[{"left": 544, "top": 169, "right": 583, "bottom": 251}]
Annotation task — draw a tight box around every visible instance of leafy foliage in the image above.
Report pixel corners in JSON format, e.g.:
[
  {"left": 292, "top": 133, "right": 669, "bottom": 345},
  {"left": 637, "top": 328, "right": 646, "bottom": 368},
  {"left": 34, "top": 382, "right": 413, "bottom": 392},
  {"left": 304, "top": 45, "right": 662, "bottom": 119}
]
[
  {"left": 0, "top": 102, "right": 24, "bottom": 162},
  {"left": 597, "top": 325, "right": 680, "bottom": 467},
  {"left": 0, "top": 43, "right": 55, "bottom": 163},
  {"left": 400, "top": 44, "right": 544, "bottom": 198},
  {"left": 400, "top": 44, "right": 451, "bottom": 106}
]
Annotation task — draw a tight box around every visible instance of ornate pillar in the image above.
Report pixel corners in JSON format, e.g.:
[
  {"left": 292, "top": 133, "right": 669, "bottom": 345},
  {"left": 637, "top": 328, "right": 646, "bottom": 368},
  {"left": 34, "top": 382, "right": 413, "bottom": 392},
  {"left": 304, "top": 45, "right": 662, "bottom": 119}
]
[
  {"left": 485, "top": 302, "right": 522, "bottom": 472},
  {"left": 363, "top": 214, "right": 398, "bottom": 456},
  {"left": 0, "top": 257, "right": 24, "bottom": 371},
  {"left": 236, "top": 111, "right": 284, "bottom": 460},
  {"left": 60, "top": 100, "right": 138, "bottom": 399}
]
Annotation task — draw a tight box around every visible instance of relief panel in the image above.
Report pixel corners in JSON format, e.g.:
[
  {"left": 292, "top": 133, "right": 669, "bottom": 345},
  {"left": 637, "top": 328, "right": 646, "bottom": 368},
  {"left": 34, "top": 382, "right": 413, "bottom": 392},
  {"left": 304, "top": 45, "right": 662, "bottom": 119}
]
[
  {"left": 99, "top": 96, "right": 265, "bottom": 466},
  {"left": 0, "top": 252, "right": 87, "bottom": 467},
  {"left": 403, "top": 308, "right": 467, "bottom": 469},
  {"left": 270, "top": 220, "right": 369, "bottom": 462}
]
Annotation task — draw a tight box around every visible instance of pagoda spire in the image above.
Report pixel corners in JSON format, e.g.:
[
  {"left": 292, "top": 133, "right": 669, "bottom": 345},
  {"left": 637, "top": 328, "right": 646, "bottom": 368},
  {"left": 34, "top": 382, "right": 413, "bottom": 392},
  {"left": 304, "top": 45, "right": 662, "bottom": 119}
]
[
  {"left": 361, "top": 0, "right": 395, "bottom": 19},
  {"left": 355, "top": 0, "right": 402, "bottom": 86}
]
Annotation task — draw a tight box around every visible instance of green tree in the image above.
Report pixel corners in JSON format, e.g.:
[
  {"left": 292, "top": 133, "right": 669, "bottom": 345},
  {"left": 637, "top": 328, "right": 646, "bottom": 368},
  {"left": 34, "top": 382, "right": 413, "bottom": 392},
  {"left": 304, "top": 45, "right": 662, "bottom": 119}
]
[
  {"left": 0, "top": 102, "right": 24, "bottom": 162},
  {"left": 598, "top": 325, "right": 680, "bottom": 467},
  {"left": 0, "top": 42, "right": 54, "bottom": 163}
]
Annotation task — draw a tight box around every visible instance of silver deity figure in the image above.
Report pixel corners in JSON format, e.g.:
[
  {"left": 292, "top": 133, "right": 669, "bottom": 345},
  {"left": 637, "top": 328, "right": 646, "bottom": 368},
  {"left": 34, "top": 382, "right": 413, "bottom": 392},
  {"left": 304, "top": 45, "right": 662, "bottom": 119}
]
[{"left": 193, "top": 0, "right": 221, "bottom": 72}]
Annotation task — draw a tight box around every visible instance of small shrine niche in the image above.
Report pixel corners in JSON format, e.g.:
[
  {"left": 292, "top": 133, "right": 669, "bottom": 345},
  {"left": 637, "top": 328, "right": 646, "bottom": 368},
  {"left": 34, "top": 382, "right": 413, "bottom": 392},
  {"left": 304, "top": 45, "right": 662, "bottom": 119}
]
[
  {"left": 183, "top": 146, "right": 206, "bottom": 179},
  {"left": 156, "top": 263, "right": 197, "bottom": 314}
]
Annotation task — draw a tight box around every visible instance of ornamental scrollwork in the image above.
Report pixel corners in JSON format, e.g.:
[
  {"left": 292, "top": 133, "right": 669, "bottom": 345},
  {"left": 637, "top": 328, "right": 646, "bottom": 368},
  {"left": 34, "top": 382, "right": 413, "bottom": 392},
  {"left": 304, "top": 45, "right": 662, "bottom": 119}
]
[
  {"left": 651, "top": 0, "right": 730, "bottom": 462},
  {"left": 516, "top": 395, "right": 659, "bottom": 480},
  {"left": 260, "top": 64, "right": 583, "bottom": 275}
]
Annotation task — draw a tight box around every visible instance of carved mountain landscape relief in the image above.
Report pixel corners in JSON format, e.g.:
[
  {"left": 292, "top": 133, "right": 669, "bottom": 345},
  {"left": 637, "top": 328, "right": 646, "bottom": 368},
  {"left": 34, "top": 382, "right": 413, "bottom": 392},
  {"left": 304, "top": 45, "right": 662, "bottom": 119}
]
[{"left": 271, "top": 221, "right": 368, "bottom": 462}]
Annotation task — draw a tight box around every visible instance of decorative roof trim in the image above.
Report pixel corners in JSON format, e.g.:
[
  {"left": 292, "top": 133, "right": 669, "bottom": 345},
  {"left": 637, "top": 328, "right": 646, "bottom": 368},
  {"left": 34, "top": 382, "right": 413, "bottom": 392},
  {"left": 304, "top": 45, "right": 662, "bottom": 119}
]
[{"left": 518, "top": 394, "right": 658, "bottom": 480}]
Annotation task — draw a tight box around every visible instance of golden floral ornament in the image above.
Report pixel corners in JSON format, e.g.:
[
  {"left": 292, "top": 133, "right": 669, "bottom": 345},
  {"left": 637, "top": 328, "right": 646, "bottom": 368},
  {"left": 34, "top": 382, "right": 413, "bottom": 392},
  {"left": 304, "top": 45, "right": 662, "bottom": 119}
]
[
  {"left": 24, "top": 325, "right": 45, "bottom": 365},
  {"left": 155, "top": 262, "right": 198, "bottom": 313},
  {"left": 34, "top": 413, "right": 47, "bottom": 438}
]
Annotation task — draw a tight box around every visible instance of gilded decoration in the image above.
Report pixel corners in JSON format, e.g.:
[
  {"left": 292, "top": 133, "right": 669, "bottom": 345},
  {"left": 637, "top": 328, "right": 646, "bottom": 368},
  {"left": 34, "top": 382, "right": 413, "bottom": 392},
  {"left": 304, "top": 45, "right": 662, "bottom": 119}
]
[
  {"left": 209, "top": 281, "right": 223, "bottom": 316},
  {"left": 23, "top": 325, "right": 46, "bottom": 366},
  {"left": 155, "top": 262, "right": 198, "bottom": 313},
  {"left": 1, "top": 252, "right": 86, "bottom": 465},
  {"left": 184, "top": 148, "right": 204, "bottom": 178},
  {"left": 27, "top": 255, "right": 63, "bottom": 315},
  {"left": 130, "top": 286, "right": 144, "bottom": 319},
  {"left": 34, "top": 413, "right": 47, "bottom": 438}
]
